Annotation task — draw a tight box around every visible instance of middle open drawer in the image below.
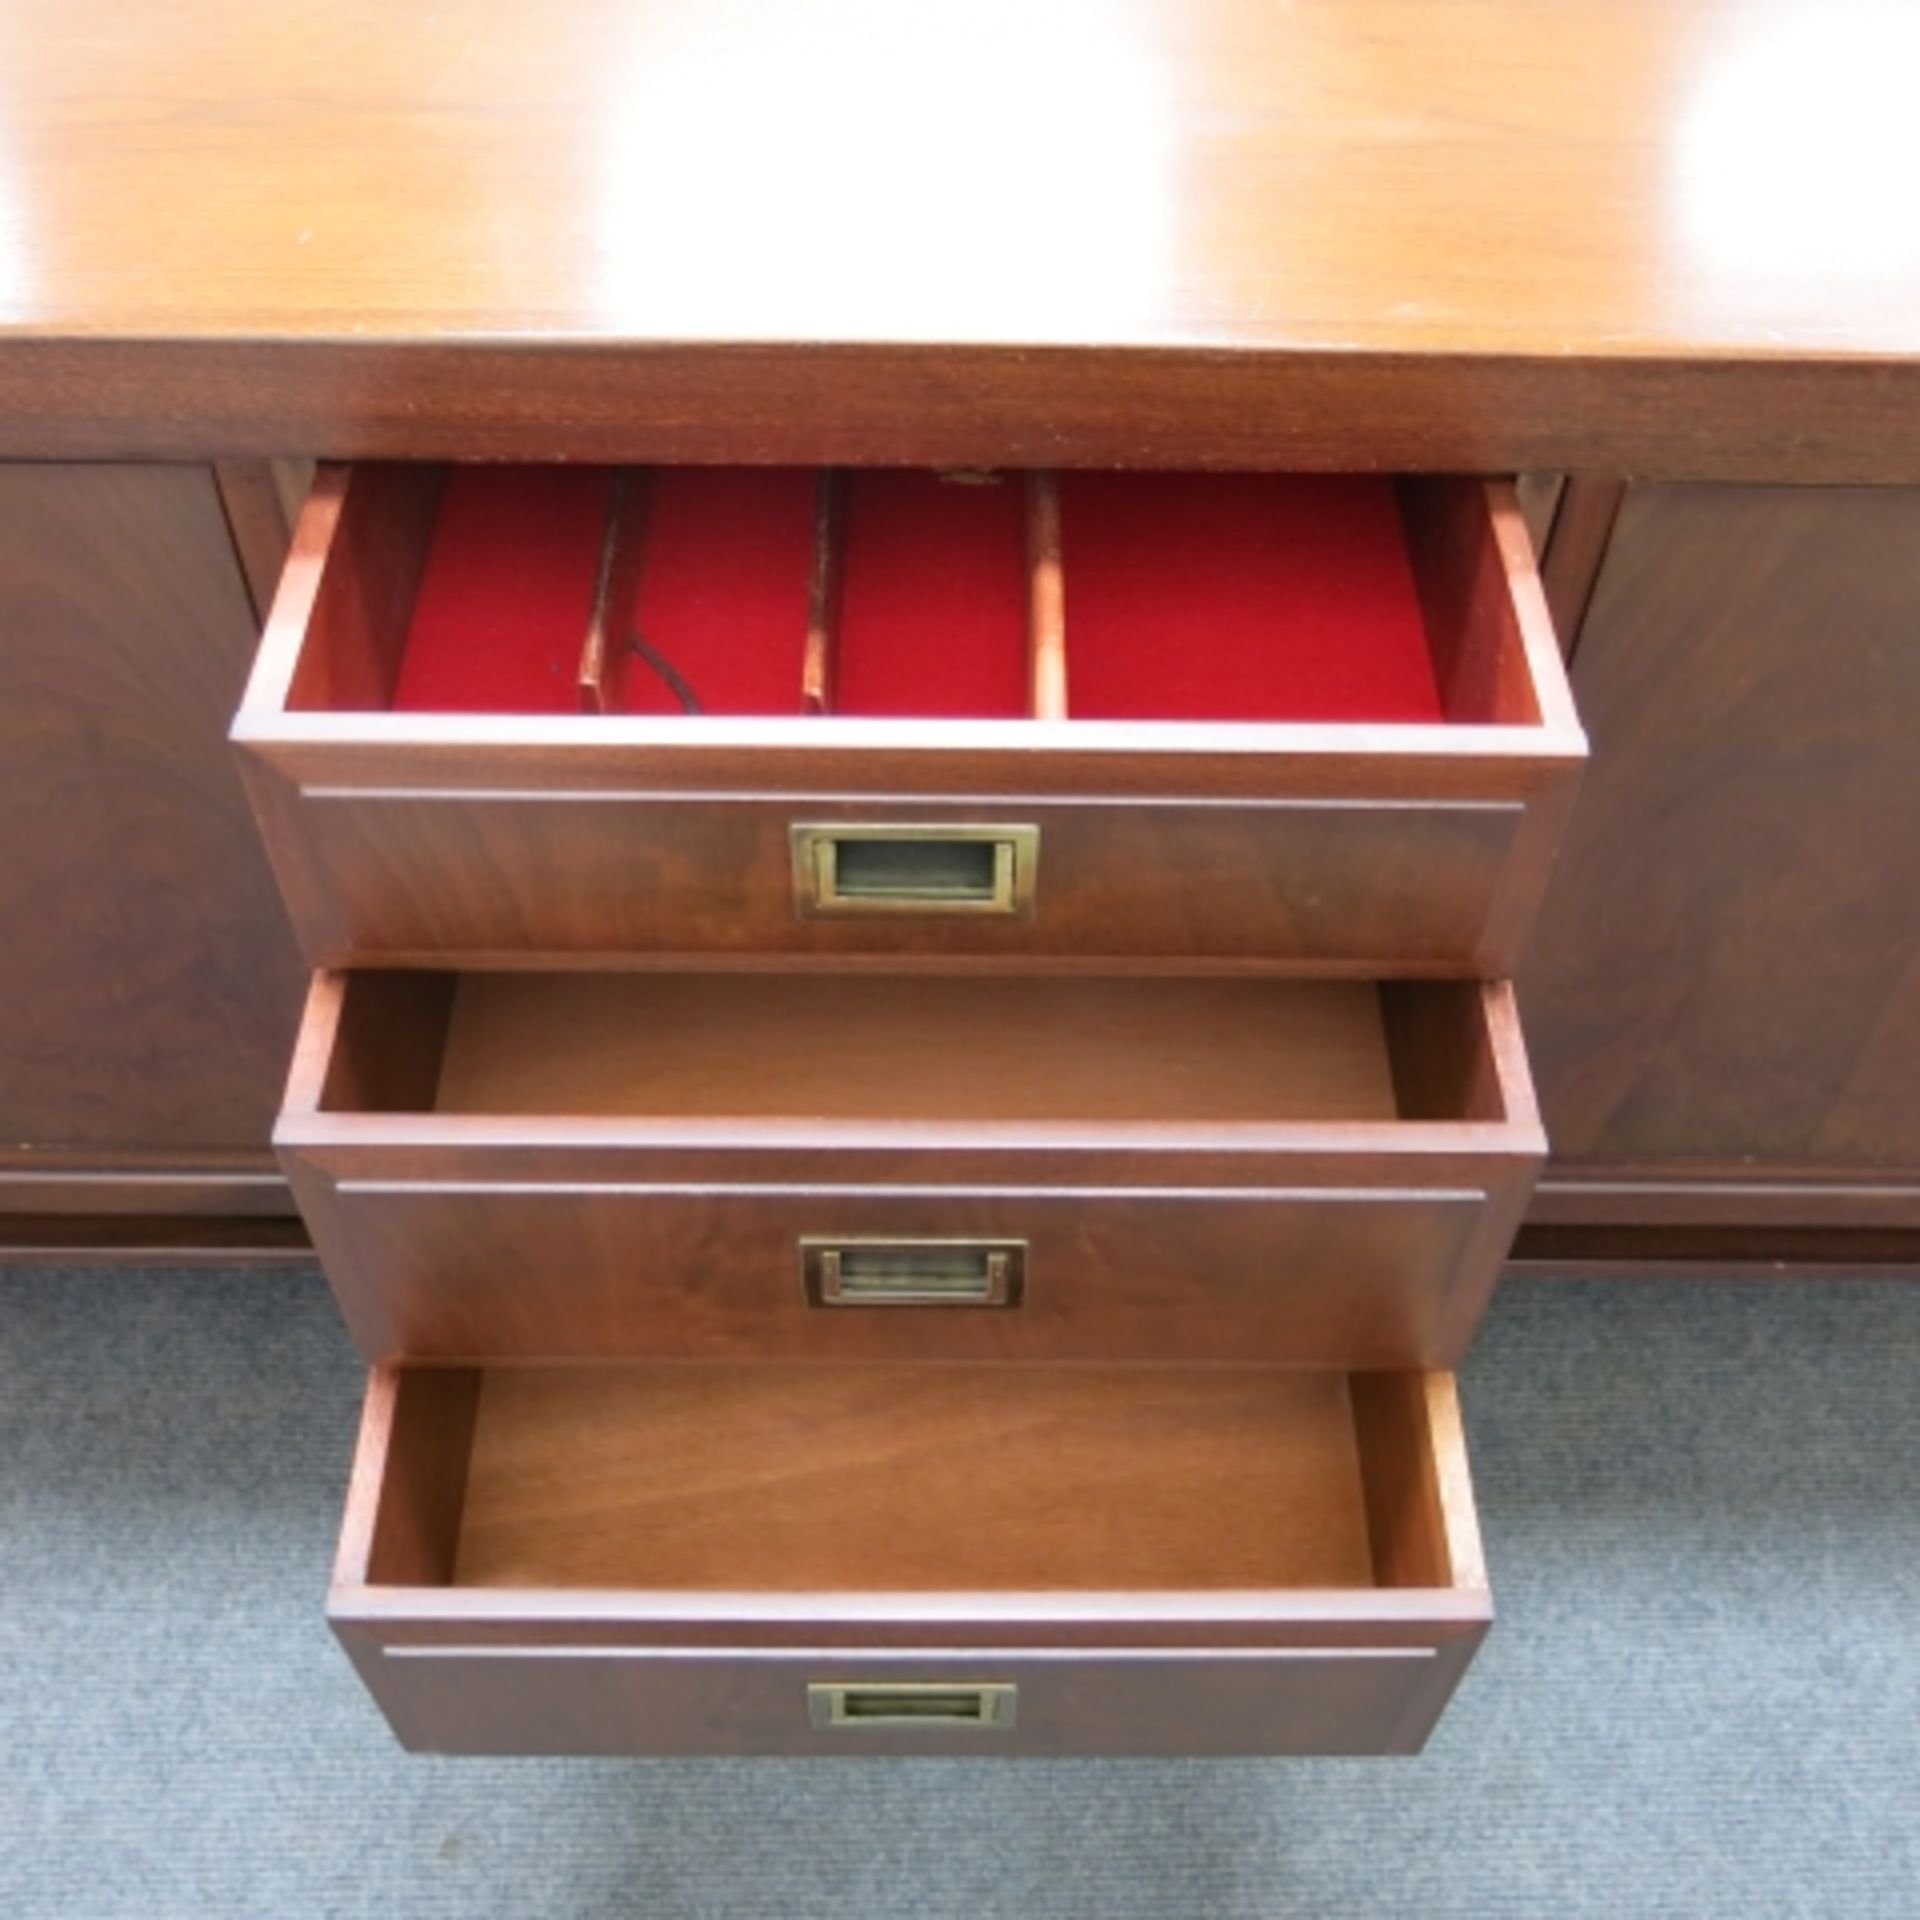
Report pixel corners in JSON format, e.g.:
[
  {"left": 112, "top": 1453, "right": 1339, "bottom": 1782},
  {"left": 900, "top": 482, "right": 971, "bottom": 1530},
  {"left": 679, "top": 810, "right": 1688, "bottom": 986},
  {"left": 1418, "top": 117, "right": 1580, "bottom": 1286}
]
[{"left": 280, "top": 968, "right": 1544, "bottom": 1369}]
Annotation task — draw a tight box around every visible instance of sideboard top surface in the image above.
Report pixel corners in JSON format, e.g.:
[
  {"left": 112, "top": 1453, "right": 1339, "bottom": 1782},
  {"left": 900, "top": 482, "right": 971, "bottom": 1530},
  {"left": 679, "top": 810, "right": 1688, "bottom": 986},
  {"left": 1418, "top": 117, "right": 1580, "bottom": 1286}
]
[{"left": 1, "top": 0, "right": 1915, "bottom": 474}]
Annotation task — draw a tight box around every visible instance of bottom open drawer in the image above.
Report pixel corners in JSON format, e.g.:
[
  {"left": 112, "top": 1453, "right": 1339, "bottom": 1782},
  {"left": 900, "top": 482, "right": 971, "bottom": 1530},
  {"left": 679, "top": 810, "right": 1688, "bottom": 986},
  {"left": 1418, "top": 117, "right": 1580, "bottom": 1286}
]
[{"left": 330, "top": 1362, "right": 1491, "bottom": 1757}]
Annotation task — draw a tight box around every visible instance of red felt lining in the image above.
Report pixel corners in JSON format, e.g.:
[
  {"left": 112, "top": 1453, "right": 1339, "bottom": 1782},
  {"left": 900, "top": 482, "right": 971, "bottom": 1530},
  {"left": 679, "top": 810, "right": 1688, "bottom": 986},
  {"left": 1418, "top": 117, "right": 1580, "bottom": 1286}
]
[
  {"left": 394, "top": 466, "right": 817, "bottom": 717},
  {"left": 383, "top": 465, "right": 1443, "bottom": 725},
  {"left": 1058, "top": 473, "right": 1443, "bottom": 723},
  {"left": 835, "top": 471, "right": 1032, "bottom": 718},
  {"left": 392, "top": 466, "right": 613, "bottom": 714},
  {"left": 624, "top": 467, "right": 817, "bottom": 715}
]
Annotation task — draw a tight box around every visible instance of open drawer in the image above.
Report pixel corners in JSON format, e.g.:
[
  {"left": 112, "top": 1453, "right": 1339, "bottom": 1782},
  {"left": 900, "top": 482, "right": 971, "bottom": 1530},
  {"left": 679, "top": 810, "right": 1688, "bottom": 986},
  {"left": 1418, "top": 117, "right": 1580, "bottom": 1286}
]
[
  {"left": 234, "top": 464, "right": 1583, "bottom": 972},
  {"left": 280, "top": 967, "right": 1543, "bottom": 1370},
  {"left": 331, "top": 1362, "right": 1491, "bottom": 1756}
]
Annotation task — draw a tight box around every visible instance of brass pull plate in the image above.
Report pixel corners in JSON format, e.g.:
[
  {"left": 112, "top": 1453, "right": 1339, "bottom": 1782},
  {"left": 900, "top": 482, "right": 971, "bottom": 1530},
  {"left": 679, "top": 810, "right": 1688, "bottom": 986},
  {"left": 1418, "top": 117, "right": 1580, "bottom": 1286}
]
[
  {"left": 791, "top": 823, "right": 1038, "bottom": 917},
  {"left": 801, "top": 1238, "right": 1026, "bottom": 1308},
  {"left": 808, "top": 1683, "right": 1018, "bottom": 1731}
]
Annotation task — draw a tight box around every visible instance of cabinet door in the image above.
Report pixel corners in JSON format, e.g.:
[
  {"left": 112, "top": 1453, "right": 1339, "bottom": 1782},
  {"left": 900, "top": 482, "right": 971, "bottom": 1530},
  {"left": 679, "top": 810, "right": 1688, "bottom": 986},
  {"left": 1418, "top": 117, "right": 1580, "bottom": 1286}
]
[
  {"left": 1520, "top": 483, "right": 1920, "bottom": 1230},
  {"left": 0, "top": 463, "right": 307, "bottom": 1230}
]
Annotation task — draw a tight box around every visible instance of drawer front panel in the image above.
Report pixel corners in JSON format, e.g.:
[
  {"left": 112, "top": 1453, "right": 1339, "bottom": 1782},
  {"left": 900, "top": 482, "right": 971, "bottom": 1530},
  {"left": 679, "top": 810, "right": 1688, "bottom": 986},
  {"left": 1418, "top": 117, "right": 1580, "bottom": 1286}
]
[
  {"left": 340, "top": 1640, "right": 1478, "bottom": 1758},
  {"left": 258, "top": 783, "right": 1529, "bottom": 970},
  {"left": 295, "top": 1173, "right": 1521, "bottom": 1369}
]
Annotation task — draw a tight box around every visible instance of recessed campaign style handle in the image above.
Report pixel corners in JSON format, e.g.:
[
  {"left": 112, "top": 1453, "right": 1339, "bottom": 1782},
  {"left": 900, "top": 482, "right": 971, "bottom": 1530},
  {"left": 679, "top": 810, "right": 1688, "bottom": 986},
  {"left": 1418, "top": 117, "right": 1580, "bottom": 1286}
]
[
  {"left": 808, "top": 1683, "right": 1018, "bottom": 1731},
  {"left": 801, "top": 1238, "right": 1026, "bottom": 1308},
  {"left": 791, "top": 824, "right": 1038, "bottom": 916}
]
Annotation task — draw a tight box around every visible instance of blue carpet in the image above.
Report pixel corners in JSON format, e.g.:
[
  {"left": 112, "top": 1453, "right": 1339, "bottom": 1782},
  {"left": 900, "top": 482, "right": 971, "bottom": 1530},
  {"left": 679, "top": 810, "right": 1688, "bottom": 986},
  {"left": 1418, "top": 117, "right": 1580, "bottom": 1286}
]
[{"left": 0, "top": 1266, "right": 1915, "bottom": 1918}]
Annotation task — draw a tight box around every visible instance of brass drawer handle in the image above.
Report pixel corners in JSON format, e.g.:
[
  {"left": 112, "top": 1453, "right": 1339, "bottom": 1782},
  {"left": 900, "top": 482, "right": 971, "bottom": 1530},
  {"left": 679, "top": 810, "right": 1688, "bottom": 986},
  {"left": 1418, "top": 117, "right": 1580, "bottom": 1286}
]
[
  {"left": 801, "top": 1238, "right": 1026, "bottom": 1307},
  {"left": 808, "top": 1683, "right": 1018, "bottom": 1731},
  {"left": 791, "top": 823, "right": 1038, "bottom": 917}
]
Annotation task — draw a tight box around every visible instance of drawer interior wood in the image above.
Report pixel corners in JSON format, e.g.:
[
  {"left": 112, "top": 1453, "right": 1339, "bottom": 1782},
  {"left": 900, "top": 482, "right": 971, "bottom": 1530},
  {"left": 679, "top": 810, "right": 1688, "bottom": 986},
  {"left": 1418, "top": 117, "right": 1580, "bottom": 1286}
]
[
  {"left": 353, "top": 1364, "right": 1477, "bottom": 1597},
  {"left": 314, "top": 972, "right": 1513, "bottom": 1126},
  {"left": 278, "top": 464, "right": 1545, "bottom": 728}
]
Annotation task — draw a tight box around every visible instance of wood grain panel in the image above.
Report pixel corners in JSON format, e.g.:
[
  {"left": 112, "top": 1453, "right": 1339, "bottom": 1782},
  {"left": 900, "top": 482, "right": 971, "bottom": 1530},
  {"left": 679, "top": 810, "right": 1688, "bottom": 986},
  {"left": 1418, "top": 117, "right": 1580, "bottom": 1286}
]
[
  {"left": 0, "top": 463, "right": 307, "bottom": 1194},
  {"left": 214, "top": 458, "right": 314, "bottom": 621},
  {"left": 1351, "top": 1372, "right": 1485, "bottom": 1591},
  {"left": 455, "top": 1366, "right": 1375, "bottom": 1591},
  {"left": 290, "top": 1176, "right": 1504, "bottom": 1370},
  {"left": 1515, "top": 474, "right": 1565, "bottom": 559},
  {"left": 1537, "top": 477, "right": 1625, "bottom": 658},
  {"left": 353, "top": 1368, "right": 481, "bottom": 1588},
  {"left": 0, "top": 2, "right": 1915, "bottom": 474},
  {"left": 339, "top": 1641, "right": 1480, "bottom": 1758},
  {"left": 0, "top": 1211, "right": 311, "bottom": 1262},
  {"left": 250, "top": 783, "right": 1539, "bottom": 972},
  {"left": 431, "top": 974, "right": 1399, "bottom": 1125},
  {"left": 1520, "top": 484, "right": 1920, "bottom": 1217}
]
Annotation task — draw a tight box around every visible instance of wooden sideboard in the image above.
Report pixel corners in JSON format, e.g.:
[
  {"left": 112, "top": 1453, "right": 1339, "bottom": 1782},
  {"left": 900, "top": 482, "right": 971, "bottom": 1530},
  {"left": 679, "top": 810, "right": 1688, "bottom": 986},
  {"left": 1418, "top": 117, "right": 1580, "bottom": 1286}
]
[
  {"left": 5, "top": 464, "right": 1915, "bottom": 1272},
  {"left": 5, "top": 0, "right": 1917, "bottom": 1761},
  {"left": 2, "top": 0, "right": 1916, "bottom": 1279}
]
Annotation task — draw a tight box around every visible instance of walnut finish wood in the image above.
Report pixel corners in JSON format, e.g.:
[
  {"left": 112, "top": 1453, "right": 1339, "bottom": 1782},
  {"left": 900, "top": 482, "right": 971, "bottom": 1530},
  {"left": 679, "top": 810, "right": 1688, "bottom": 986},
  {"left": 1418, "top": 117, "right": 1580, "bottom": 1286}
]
[
  {"left": 1350, "top": 1372, "right": 1487, "bottom": 1593},
  {"left": 1521, "top": 484, "right": 1920, "bottom": 1225},
  {"left": 0, "top": 463, "right": 308, "bottom": 1204},
  {"left": 800, "top": 471, "right": 845, "bottom": 716},
  {"left": 0, "top": 2, "right": 1915, "bottom": 477},
  {"left": 0, "top": 1148, "right": 294, "bottom": 1219},
  {"left": 0, "top": 1211, "right": 313, "bottom": 1262},
  {"left": 350, "top": 1647, "right": 1489, "bottom": 1758},
  {"left": 234, "top": 468, "right": 1582, "bottom": 973},
  {"left": 430, "top": 973, "right": 1402, "bottom": 1125},
  {"left": 279, "top": 971, "right": 1542, "bottom": 1368},
  {"left": 457, "top": 1366, "right": 1377, "bottom": 1592},
  {"left": 354, "top": 1367, "right": 481, "bottom": 1588},
  {"left": 1510, "top": 1221, "right": 1920, "bottom": 1276},
  {"left": 329, "top": 1361, "right": 1490, "bottom": 1755},
  {"left": 1537, "top": 478, "right": 1625, "bottom": 662},
  {"left": 1515, "top": 475, "right": 1565, "bottom": 560},
  {"left": 576, "top": 470, "right": 649, "bottom": 715},
  {"left": 1526, "top": 1163, "right": 1920, "bottom": 1233},
  {"left": 1026, "top": 472, "right": 1068, "bottom": 721},
  {"left": 214, "top": 460, "right": 301, "bottom": 623}
]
